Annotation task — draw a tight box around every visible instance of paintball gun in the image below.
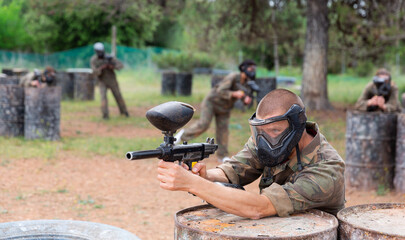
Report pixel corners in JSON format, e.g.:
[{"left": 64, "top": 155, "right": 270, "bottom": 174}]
[
  {"left": 105, "top": 55, "right": 113, "bottom": 63},
  {"left": 236, "top": 80, "right": 261, "bottom": 109},
  {"left": 126, "top": 101, "right": 218, "bottom": 170}
]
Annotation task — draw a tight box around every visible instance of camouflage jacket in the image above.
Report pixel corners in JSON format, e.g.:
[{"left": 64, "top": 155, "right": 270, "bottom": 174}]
[
  {"left": 354, "top": 82, "right": 401, "bottom": 113},
  {"left": 207, "top": 72, "right": 249, "bottom": 113},
  {"left": 90, "top": 54, "right": 123, "bottom": 84},
  {"left": 217, "top": 122, "right": 345, "bottom": 217}
]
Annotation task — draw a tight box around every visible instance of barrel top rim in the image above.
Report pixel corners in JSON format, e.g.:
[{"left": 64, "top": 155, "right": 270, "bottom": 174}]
[
  {"left": 346, "top": 110, "right": 399, "bottom": 116},
  {"left": 175, "top": 204, "right": 338, "bottom": 239},
  {"left": 0, "top": 219, "right": 140, "bottom": 239},
  {"left": 337, "top": 203, "right": 405, "bottom": 237}
]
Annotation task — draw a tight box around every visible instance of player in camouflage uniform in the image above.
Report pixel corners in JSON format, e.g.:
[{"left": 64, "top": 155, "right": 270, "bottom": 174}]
[
  {"left": 175, "top": 60, "right": 257, "bottom": 162},
  {"left": 157, "top": 89, "right": 345, "bottom": 218},
  {"left": 355, "top": 68, "right": 401, "bottom": 113},
  {"left": 19, "top": 66, "right": 56, "bottom": 88},
  {"left": 90, "top": 42, "right": 129, "bottom": 119}
]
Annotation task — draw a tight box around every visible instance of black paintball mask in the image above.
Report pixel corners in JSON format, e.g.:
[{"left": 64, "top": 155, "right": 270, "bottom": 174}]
[
  {"left": 42, "top": 69, "right": 55, "bottom": 85},
  {"left": 249, "top": 104, "right": 307, "bottom": 168},
  {"left": 372, "top": 75, "right": 391, "bottom": 97},
  {"left": 96, "top": 50, "right": 105, "bottom": 58},
  {"left": 239, "top": 60, "right": 256, "bottom": 80}
]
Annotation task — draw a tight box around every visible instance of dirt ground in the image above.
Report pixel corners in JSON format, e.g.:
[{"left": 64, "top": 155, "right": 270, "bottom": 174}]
[{"left": 1, "top": 105, "right": 405, "bottom": 240}]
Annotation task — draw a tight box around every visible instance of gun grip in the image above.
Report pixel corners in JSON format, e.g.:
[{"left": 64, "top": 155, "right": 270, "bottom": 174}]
[{"left": 186, "top": 161, "right": 198, "bottom": 170}]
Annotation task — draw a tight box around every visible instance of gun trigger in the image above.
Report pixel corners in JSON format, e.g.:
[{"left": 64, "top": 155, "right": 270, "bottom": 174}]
[{"left": 191, "top": 161, "right": 197, "bottom": 169}]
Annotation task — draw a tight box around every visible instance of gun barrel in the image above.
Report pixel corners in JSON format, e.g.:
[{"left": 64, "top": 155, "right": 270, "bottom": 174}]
[{"left": 126, "top": 149, "right": 162, "bottom": 160}]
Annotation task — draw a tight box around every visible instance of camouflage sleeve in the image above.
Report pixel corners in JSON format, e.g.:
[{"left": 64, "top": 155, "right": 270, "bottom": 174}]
[
  {"left": 216, "top": 138, "right": 264, "bottom": 186},
  {"left": 90, "top": 56, "right": 102, "bottom": 77},
  {"left": 262, "top": 158, "right": 345, "bottom": 217},
  {"left": 19, "top": 72, "right": 34, "bottom": 87},
  {"left": 354, "top": 82, "right": 373, "bottom": 111},
  {"left": 112, "top": 57, "right": 124, "bottom": 70},
  {"left": 215, "top": 73, "right": 238, "bottom": 100},
  {"left": 384, "top": 84, "right": 401, "bottom": 113}
]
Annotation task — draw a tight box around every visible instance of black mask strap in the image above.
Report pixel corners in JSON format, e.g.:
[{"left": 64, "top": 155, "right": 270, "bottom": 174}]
[{"left": 296, "top": 145, "right": 303, "bottom": 171}]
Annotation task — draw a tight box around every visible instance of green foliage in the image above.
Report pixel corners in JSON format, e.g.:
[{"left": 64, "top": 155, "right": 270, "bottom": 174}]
[
  {"left": 0, "top": 0, "right": 30, "bottom": 50},
  {"left": 23, "top": 0, "right": 162, "bottom": 52},
  {"left": 152, "top": 51, "right": 216, "bottom": 72},
  {"left": 348, "top": 61, "right": 375, "bottom": 77}
]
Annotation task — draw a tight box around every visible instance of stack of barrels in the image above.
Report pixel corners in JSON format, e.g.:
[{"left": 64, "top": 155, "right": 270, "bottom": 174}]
[{"left": 0, "top": 68, "right": 95, "bottom": 140}]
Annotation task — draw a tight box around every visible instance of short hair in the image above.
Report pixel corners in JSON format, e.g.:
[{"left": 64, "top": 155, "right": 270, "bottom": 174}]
[
  {"left": 238, "top": 59, "right": 256, "bottom": 72},
  {"left": 44, "top": 66, "right": 55, "bottom": 73},
  {"left": 376, "top": 68, "right": 391, "bottom": 77},
  {"left": 257, "top": 89, "right": 304, "bottom": 118}
]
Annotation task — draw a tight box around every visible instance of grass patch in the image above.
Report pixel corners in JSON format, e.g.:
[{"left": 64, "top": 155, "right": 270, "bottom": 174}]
[{"left": 0, "top": 137, "right": 62, "bottom": 161}]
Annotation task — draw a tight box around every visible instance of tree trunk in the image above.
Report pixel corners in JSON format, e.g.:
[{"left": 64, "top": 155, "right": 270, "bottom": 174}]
[
  {"left": 301, "top": 0, "right": 331, "bottom": 110},
  {"left": 273, "top": 35, "right": 279, "bottom": 77},
  {"left": 272, "top": 8, "right": 279, "bottom": 77}
]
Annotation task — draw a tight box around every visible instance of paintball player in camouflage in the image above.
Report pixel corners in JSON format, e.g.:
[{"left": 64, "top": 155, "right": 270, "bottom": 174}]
[
  {"left": 355, "top": 68, "right": 401, "bottom": 113},
  {"left": 174, "top": 59, "right": 257, "bottom": 162},
  {"left": 19, "top": 66, "right": 56, "bottom": 88},
  {"left": 90, "top": 42, "right": 129, "bottom": 119},
  {"left": 158, "top": 89, "right": 345, "bottom": 218}
]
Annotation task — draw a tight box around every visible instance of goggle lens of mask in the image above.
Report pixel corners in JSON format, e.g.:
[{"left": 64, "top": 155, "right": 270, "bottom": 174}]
[
  {"left": 373, "top": 76, "right": 389, "bottom": 83},
  {"left": 249, "top": 104, "right": 305, "bottom": 148},
  {"left": 250, "top": 120, "right": 292, "bottom": 148}
]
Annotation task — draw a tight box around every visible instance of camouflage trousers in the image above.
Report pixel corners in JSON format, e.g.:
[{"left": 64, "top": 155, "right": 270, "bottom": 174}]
[
  {"left": 182, "top": 98, "right": 230, "bottom": 158},
  {"left": 98, "top": 79, "right": 128, "bottom": 118}
]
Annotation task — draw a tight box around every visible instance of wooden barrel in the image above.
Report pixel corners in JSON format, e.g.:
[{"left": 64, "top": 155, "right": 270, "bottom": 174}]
[
  {"left": 2, "top": 68, "right": 14, "bottom": 76},
  {"left": 67, "top": 68, "right": 95, "bottom": 101},
  {"left": 345, "top": 111, "right": 397, "bottom": 190},
  {"left": 255, "top": 77, "right": 277, "bottom": 104},
  {"left": 394, "top": 113, "right": 405, "bottom": 193},
  {"left": 24, "top": 87, "right": 61, "bottom": 141},
  {"left": 0, "top": 76, "right": 20, "bottom": 85},
  {"left": 176, "top": 72, "right": 193, "bottom": 96},
  {"left": 55, "top": 71, "right": 74, "bottom": 100},
  {"left": 175, "top": 205, "right": 338, "bottom": 240},
  {"left": 1, "top": 68, "right": 28, "bottom": 77},
  {"left": 338, "top": 203, "right": 405, "bottom": 239},
  {"left": 0, "top": 220, "right": 140, "bottom": 239},
  {"left": 0, "top": 85, "right": 24, "bottom": 137},
  {"left": 161, "top": 71, "right": 176, "bottom": 95}
]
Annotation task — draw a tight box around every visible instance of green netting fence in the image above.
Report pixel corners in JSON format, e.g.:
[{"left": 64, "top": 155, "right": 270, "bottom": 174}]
[{"left": 0, "top": 43, "right": 168, "bottom": 70}]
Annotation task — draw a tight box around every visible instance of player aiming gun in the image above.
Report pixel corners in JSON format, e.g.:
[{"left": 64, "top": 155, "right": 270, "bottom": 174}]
[
  {"left": 367, "top": 74, "right": 392, "bottom": 112},
  {"left": 236, "top": 80, "right": 260, "bottom": 108},
  {"left": 126, "top": 101, "right": 218, "bottom": 170}
]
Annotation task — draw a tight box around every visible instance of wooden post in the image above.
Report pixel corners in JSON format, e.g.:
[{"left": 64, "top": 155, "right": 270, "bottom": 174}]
[{"left": 112, "top": 25, "right": 117, "bottom": 57}]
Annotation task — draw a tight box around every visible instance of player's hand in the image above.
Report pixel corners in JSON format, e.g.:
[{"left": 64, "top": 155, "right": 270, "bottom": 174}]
[
  {"left": 157, "top": 160, "right": 195, "bottom": 191},
  {"left": 244, "top": 96, "right": 252, "bottom": 105},
  {"left": 376, "top": 96, "right": 386, "bottom": 110},
  {"left": 232, "top": 90, "right": 245, "bottom": 99},
  {"left": 190, "top": 162, "right": 208, "bottom": 179},
  {"left": 367, "top": 96, "right": 378, "bottom": 106},
  {"left": 30, "top": 80, "right": 40, "bottom": 88}
]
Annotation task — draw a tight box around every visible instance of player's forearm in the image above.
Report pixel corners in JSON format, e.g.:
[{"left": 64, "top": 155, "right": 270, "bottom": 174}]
[
  {"left": 206, "top": 168, "right": 230, "bottom": 183},
  {"left": 187, "top": 175, "right": 276, "bottom": 219}
]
